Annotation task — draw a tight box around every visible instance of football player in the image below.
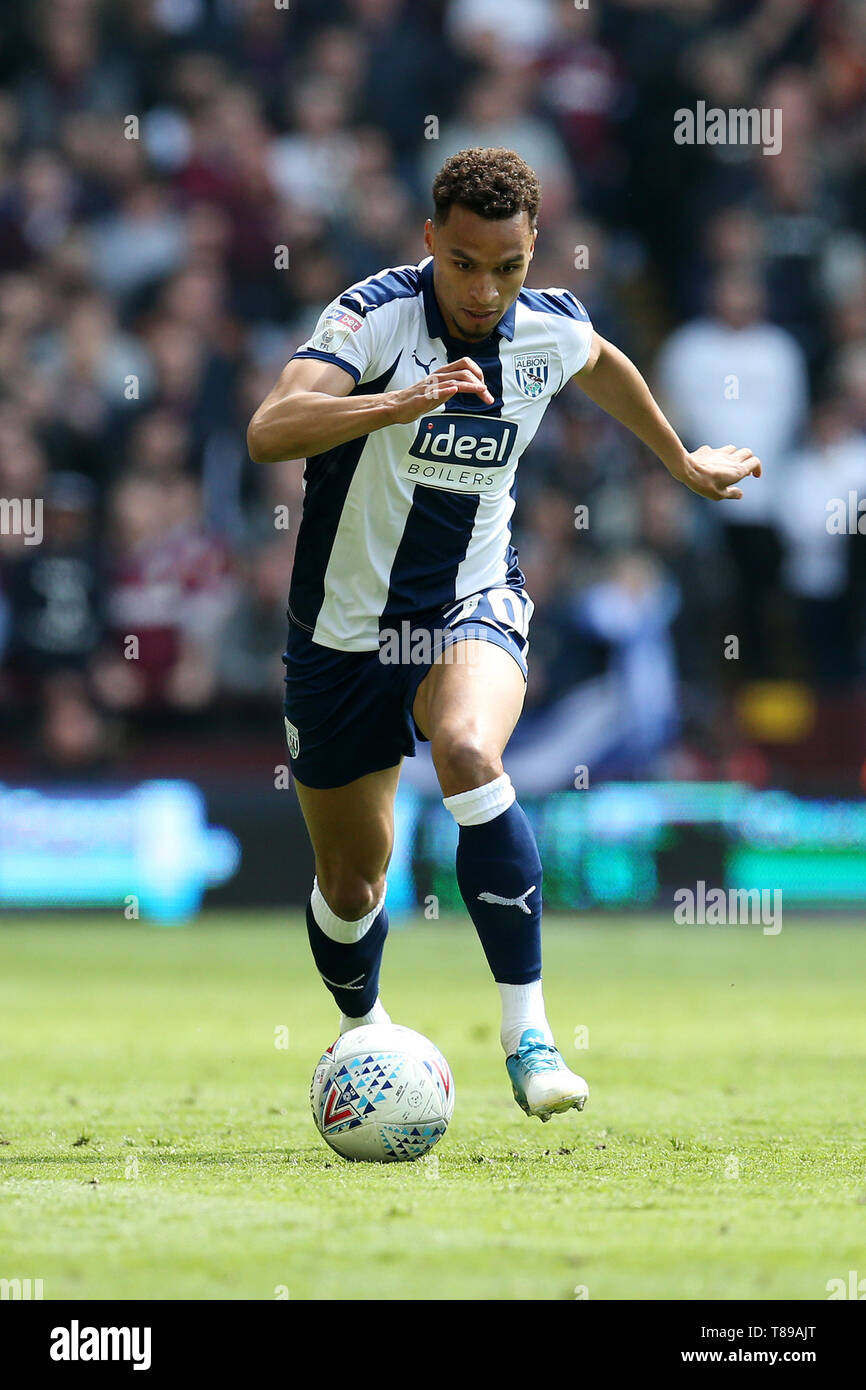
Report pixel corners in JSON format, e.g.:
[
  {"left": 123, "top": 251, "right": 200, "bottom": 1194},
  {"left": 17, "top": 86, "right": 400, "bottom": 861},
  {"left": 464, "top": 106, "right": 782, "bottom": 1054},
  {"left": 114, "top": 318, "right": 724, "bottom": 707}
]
[{"left": 248, "top": 147, "right": 760, "bottom": 1121}]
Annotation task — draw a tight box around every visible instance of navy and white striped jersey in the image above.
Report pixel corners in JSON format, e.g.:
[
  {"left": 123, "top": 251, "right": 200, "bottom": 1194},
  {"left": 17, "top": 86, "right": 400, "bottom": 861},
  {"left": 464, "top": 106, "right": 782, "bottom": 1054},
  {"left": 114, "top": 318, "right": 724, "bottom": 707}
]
[{"left": 288, "top": 256, "right": 592, "bottom": 651}]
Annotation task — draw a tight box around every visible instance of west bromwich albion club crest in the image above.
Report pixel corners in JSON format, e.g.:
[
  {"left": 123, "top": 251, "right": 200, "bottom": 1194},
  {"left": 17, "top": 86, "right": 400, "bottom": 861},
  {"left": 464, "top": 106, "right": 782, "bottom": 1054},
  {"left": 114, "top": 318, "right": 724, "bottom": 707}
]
[
  {"left": 284, "top": 717, "right": 300, "bottom": 760},
  {"left": 514, "top": 351, "right": 549, "bottom": 398}
]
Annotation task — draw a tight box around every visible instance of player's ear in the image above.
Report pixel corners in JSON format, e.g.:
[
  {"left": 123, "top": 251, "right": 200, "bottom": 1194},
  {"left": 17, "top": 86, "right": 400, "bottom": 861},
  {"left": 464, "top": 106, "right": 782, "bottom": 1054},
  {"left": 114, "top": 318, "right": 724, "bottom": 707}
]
[{"left": 424, "top": 218, "right": 435, "bottom": 255}]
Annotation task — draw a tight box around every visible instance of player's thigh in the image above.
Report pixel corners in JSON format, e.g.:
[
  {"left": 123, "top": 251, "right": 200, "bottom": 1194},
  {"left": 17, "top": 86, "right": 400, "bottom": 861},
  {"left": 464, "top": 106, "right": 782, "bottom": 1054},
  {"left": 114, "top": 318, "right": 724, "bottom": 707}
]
[
  {"left": 294, "top": 762, "right": 401, "bottom": 914},
  {"left": 412, "top": 640, "right": 526, "bottom": 797}
]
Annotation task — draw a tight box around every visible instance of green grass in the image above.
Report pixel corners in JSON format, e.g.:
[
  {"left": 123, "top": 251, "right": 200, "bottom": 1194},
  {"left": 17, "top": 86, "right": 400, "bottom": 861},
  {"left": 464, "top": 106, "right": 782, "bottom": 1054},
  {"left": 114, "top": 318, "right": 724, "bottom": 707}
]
[{"left": 1, "top": 913, "right": 864, "bottom": 1300}]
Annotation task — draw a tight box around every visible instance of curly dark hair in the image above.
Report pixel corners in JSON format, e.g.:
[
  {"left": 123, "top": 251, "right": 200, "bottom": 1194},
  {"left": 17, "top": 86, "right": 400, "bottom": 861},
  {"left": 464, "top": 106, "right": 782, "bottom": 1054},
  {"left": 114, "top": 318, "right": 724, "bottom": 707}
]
[{"left": 432, "top": 147, "right": 541, "bottom": 227}]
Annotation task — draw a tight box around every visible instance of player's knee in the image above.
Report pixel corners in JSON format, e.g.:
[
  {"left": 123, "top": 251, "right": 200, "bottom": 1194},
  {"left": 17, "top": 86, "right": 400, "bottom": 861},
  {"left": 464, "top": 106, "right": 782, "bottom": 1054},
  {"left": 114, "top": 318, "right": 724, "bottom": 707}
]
[
  {"left": 316, "top": 868, "right": 385, "bottom": 923},
  {"left": 432, "top": 732, "right": 503, "bottom": 798}
]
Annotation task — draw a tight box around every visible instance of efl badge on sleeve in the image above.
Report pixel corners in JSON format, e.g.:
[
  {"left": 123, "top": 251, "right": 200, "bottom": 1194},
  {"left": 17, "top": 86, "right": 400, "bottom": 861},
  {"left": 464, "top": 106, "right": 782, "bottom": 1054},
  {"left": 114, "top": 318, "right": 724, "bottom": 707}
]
[{"left": 311, "top": 307, "right": 364, "bottom": 354}]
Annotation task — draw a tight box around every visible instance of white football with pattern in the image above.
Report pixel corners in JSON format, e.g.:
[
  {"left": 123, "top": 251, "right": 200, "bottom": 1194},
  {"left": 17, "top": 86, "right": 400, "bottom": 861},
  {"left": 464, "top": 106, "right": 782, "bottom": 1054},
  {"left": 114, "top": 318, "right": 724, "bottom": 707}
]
[{"left": 310, "top": 1024, "right": 455, "bottom": 1163}]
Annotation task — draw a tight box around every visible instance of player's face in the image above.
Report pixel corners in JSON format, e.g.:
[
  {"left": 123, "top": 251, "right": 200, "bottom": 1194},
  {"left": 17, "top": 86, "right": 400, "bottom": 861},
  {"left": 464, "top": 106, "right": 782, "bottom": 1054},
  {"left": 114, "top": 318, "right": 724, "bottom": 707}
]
[{"left": 424, "top": 207, "right": 536, "bottom": 342}]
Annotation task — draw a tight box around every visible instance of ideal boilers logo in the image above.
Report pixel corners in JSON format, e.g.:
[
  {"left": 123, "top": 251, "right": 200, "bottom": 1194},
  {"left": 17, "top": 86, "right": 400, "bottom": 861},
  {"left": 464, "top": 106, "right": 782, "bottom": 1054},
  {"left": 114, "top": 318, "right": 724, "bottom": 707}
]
[{"left": 403, "top": 413, "right": 518, "bottom": 493}]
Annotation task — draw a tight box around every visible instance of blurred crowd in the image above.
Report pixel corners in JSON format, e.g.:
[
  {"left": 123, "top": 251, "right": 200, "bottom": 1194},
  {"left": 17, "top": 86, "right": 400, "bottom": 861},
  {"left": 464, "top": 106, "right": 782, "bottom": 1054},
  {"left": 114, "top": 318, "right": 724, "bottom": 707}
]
[{"left": 1, "top": 0, "right": 866, "bottom": 782}]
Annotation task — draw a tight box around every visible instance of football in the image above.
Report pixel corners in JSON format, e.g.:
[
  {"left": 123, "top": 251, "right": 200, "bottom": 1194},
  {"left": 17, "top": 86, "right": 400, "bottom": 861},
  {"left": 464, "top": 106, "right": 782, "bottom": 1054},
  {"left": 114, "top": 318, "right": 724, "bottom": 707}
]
[{"left": 310, "top": 1024, "right": 455, "bottom": 1162}]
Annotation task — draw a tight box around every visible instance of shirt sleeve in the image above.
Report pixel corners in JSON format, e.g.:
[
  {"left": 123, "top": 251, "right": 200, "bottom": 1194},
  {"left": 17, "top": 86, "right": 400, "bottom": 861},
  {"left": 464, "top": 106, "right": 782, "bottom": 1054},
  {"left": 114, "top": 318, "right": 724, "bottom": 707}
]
[
  {"left": 290, "top": 295, "right": 378, "bottom": 385},
  {"left": 551, "top": 290, "right": 594, "bottom": 391}
]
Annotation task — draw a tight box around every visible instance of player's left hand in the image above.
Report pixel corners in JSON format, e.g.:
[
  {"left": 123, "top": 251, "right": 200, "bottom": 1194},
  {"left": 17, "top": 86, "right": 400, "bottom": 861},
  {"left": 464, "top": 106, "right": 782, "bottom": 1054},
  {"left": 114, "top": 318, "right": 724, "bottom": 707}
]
[{"left": 680, "top": 444, "right": 762, "bottom": 501}]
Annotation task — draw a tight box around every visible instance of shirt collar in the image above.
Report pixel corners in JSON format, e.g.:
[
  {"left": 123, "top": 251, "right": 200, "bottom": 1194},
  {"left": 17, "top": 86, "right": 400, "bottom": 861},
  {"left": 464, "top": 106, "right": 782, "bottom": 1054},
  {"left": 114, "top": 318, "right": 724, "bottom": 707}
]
[{"left": 419, "top": 257, "right": 516, "bottom": 345}]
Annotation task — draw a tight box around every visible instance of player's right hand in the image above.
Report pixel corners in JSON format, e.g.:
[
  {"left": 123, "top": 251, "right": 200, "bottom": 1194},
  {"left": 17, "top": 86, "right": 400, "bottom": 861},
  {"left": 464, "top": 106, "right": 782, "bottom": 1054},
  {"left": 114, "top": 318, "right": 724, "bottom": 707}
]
[{"left": 389, "top": 357, "right": 494, "bottom": 423}]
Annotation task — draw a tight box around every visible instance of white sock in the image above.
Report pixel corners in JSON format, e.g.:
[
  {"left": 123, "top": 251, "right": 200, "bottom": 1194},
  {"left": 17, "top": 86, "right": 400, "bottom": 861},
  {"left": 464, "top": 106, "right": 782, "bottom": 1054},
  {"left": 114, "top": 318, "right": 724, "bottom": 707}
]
[
  {"left": 498, "top": 980, "right": 554, "bottom": 1056},
  {"left": 442, "top": 772, "right": 515, "bottom": 826},
  {"left": 310, "top": 876, "right": 386, "bottom": 942},
  {"left": 340, "top": 998, "right": 391, "bottom": 1034}
]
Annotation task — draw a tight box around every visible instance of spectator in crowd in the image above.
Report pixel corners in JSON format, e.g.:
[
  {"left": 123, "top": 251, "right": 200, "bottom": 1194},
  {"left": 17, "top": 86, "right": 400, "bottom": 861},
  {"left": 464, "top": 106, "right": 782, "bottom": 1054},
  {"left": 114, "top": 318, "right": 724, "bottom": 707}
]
[
  {"left": 217, "top": 539, "right": 295, "bottom": 703},
  {"left": 92, "top": 471, "right": 236, "bottom": 713},
  {"left": 3, "top": 470, "right": 103, "bottom": 684},
  {"left": 775, "top": 396, "right": 866, "bottom": 685},
  {"left": 656, "top": 264, "right": 809, "bottom": 676},
  {"left": 419, "top": 65, "right": 576, "bottom": 221}
]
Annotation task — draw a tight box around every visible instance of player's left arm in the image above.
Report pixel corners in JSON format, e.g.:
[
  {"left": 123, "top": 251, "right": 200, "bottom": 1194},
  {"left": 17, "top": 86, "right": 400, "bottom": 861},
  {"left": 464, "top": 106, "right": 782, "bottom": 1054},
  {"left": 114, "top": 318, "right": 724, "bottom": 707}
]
[{"left": 572, "top": 333, "right": 762, "bottom": 501}]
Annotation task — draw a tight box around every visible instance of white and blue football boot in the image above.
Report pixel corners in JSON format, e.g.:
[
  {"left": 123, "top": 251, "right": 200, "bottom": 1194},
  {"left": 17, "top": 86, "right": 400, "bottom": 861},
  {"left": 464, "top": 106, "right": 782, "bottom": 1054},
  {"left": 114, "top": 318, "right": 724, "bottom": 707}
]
[{"left": 506, "top": 1028, "right": 589, "bottom": 1122}]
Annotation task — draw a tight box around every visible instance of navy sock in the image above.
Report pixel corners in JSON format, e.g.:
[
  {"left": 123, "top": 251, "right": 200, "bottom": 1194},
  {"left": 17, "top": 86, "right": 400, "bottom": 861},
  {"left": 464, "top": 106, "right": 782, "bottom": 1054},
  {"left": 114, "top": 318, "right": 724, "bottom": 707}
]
[
  {"left": 305, "top": 900, "right": 388, "bottom": 1017},
  {"left": 455, "top": 801, "right": 543, "bottom": 985}
]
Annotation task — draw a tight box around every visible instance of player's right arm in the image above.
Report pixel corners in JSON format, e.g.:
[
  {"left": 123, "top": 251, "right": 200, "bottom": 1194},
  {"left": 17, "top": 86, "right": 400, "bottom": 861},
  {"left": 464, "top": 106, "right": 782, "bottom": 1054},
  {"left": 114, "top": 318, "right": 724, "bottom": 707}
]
[{"left": 247, "top": 356, "right": 493, "bottom": 464}]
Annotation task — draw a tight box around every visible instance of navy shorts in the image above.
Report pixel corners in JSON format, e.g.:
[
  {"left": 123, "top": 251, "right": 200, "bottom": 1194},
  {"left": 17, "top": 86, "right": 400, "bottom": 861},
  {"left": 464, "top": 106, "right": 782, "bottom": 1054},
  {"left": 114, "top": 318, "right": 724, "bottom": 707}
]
[{"left": 282, "top": 585, "right": 534, "bottom": 789}]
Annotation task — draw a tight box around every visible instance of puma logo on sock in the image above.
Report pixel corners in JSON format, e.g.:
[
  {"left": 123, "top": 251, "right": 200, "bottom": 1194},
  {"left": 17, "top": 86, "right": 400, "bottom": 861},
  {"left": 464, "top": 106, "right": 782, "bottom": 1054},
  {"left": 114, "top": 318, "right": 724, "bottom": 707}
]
[{"left": 477, "top": 885, "right": 537, "bottom": 915}]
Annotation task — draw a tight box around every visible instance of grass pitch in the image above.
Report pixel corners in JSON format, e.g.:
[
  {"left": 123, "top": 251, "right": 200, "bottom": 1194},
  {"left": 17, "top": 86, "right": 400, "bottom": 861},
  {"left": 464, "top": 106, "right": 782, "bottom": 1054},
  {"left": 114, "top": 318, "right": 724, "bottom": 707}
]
[{"left": 0, "top": 913, "right": 864, "bottom": 1301}]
